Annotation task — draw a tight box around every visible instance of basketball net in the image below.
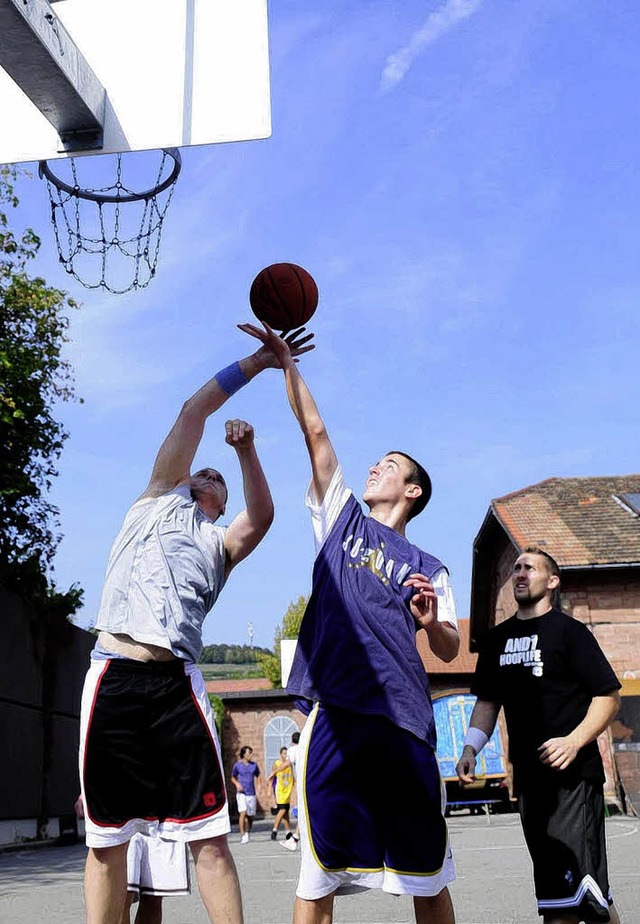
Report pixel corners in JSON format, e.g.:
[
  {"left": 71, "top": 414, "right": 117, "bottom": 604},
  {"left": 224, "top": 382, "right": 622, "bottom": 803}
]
[{"left": 39, "top": 149, "right": 181, "bottom": 295}]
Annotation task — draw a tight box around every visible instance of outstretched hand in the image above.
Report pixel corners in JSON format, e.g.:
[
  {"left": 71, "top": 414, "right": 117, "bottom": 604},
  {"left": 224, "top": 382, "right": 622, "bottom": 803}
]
[{"left": 238, "top": 321, "right": 315, "bottom": 370}]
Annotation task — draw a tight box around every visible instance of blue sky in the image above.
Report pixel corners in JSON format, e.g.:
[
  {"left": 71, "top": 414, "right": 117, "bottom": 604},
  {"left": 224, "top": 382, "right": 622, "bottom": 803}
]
[{"left": 10, "top": 0, "right": 640, "bottom": 650}]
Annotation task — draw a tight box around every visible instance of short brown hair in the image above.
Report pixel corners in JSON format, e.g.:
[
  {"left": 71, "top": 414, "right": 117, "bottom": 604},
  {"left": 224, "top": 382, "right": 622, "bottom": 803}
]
[
  {"left": 386, "top": 451, "right": 432, "bottom": 521},
  {"left": 523, "top": 546, "right": 560, "bottom": 580}
]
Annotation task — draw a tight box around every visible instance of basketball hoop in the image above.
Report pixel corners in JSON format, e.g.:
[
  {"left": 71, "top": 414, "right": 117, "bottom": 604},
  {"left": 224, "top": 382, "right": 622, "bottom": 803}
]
[{"left": 38, "top": 149, "right": 182, "bottom": 295}]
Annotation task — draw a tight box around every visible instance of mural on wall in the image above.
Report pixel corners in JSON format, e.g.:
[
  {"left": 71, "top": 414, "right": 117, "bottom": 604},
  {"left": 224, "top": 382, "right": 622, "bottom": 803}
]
[
  {"left": 612, "top": 697, "right": 640, "bottom": 749},
  {"left": 612, "top": 692, "right": 640, "bottom": 816}
]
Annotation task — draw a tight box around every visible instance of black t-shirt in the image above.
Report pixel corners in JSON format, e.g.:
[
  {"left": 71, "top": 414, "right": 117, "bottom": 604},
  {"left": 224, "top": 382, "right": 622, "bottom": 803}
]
[{"left": 471, "top": 609, "right": 620, "bottom": 792}]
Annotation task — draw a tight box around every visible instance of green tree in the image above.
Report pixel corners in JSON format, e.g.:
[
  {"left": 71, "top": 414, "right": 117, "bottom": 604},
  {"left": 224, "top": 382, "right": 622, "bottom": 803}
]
[
  {"left": 0, "top": 166, "right": 81, "bottom": 588},
  {"left": 208, "top": 695, "right": 225, "bottom": 734},
  {"left": 199, "top": 642, "right": 272, "bottom": 664},
  {"left": 259, "top": 595, "right": 308, "bottom": 687},
  {"left": 0, "top": 167, "right": 84, "bottom": 837}
]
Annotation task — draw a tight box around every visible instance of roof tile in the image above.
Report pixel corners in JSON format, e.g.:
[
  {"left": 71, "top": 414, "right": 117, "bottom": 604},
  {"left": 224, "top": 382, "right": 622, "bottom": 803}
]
[
  {"left": 492, "top": 475, "right": 640, "bottom": 566},
  {"left": 205, "top": 678, "right": 273, "bottom": 694}
]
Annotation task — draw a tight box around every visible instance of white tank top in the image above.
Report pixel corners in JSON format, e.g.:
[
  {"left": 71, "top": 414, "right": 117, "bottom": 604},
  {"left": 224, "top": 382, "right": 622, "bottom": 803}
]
[{"left": 94, "top": 483, "right": 226, "bottom": 661}]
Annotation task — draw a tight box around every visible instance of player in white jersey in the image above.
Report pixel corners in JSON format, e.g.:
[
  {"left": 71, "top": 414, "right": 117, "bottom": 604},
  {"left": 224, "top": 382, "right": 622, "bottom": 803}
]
[{"left": 79, "top": 329, "right": 313, "bottom": 924}]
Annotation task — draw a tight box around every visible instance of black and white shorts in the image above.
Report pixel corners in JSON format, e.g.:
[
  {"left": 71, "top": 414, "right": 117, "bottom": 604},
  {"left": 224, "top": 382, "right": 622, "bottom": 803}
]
[
  {"left": 80, "top": 658, "right": 230, "bottom": 848},
  {"left": 519, "top": 778, "right": 613, "bottom": 922}
]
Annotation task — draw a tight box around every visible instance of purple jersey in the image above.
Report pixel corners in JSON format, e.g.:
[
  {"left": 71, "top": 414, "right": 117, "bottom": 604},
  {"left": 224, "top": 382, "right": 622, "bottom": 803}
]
[
  {"left": 231, "top": 760, "right": 259, "bottom": 795},
  {"left": 287, "top": 492, "right": 445, "bottom": 745}
]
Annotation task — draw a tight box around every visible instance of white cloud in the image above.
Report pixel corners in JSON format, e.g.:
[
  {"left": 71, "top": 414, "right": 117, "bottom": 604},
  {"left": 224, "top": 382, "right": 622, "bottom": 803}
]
[{"left": 381, "top": 0, "right": 484, "bottom": 92}]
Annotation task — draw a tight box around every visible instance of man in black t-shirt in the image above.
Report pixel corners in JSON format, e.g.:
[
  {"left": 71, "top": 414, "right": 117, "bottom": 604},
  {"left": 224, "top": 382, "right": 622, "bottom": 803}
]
[{"left": 457, "top": 547, "right": 622, "bottom": 924}]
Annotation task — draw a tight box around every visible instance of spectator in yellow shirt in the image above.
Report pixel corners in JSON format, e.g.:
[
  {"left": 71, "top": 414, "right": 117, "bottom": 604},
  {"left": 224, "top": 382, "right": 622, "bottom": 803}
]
[{"left": 268, "top": 747, "right": 294, "bottom": 841}]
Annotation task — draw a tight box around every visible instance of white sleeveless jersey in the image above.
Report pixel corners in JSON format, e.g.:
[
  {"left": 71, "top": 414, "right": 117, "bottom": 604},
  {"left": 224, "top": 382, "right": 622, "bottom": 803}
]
[{"left": 94, "top": 483, "right": 226, "bottom": 661}]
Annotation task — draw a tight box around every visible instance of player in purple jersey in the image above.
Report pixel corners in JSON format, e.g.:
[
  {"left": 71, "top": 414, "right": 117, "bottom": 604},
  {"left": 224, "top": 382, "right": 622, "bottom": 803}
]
[
  {"left": 240, "top": 322, "right": 460, "bottom": 924},
  {"left": 80, "top": 328, "right": 314, "bottom": 924}
]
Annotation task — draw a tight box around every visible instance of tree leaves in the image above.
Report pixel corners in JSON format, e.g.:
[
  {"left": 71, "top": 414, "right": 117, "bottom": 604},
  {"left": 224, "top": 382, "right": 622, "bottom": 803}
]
[
  {"left": 0, "top": 167, "right": 83, "bottom": 624},
  {"left": 258, "top": 595, "right": 309, "bottom": 687}
]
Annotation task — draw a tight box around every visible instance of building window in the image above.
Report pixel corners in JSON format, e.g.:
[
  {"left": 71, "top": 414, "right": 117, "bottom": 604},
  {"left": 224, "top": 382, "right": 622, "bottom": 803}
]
[
  {"left": 264, "top": 715, "right": 298, "bottom": 779},
  {"left": 616, "top": 493, "right": 640, "bottom": 516}
]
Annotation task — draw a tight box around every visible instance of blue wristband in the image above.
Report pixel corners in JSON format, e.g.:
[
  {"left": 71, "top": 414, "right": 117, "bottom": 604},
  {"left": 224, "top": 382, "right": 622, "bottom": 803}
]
[{"left": 216, "top": 361, "right": 249, "bottom": 396}]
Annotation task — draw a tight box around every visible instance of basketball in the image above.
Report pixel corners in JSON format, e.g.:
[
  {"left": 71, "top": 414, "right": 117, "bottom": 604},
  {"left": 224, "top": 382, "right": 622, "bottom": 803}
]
[{"left": 249, "top": 263, "right": 318, "bottom": 331}]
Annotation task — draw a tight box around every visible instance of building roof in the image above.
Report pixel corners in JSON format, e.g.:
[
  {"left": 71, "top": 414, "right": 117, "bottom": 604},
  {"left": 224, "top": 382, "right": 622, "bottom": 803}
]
[
  {"left": 491, "top": 475, "right": 640, "bottom": 567},
  {"left": 205, "top": 678, "right": 273, "bottom": 695},
  {"left": 417, "top": 619, "right": 476, "bottom": 674}
]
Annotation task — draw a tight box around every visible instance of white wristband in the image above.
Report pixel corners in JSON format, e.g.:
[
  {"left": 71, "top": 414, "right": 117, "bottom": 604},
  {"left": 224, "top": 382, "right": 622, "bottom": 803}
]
[{"left": 463, "top": 727, "right": 489, "bottom": 755}]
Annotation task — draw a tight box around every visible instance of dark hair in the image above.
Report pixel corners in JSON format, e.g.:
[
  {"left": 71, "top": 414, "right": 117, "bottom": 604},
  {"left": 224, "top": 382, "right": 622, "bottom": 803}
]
[
  {"left": 291, "top": 731, "right": 300, "bottom": 744},
  {"left": 386, "top": 451, "right": 432, "bottom": 521},
  {"left": 239, "top": 746, "right": 253, "bottom": 758},
  {"left": 523, "top": 546, "right": 560, "bottom": 580},
  {"left": 190, "top": 468, "right": 229, "bottom": 506}
]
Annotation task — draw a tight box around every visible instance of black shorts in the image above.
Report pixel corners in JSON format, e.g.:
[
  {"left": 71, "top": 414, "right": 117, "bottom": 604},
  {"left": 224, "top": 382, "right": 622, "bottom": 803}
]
[
  {"left": 80, "top": 658, "right": 228, "bottom": 845},
  {"left": 519, "top": 778, "right": 613, "bottom": 922},
  {"left": 276, "top": 803, "right": 290, "bottom": 811}
]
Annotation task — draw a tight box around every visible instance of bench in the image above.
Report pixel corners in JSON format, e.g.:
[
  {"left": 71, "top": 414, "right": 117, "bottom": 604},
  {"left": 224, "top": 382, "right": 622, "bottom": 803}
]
[{"left": 445, "top": 798, "right": 505, "bottom": 823}]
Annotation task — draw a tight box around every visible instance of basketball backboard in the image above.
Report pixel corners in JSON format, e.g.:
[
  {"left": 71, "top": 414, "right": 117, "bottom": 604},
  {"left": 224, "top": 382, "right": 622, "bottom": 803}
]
[{"left": 0, "top": 0, "right": 272, "bottom": 164}]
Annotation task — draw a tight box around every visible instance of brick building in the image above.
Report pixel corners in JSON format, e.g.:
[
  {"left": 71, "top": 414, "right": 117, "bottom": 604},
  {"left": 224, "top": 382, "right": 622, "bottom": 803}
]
[
  {"left": 206, "top": 680, "right": 305, "bottom": 818},
  {"left": 470, "top": 474, "right": 640, "bottom": 813},
  {"left": 208, "top": 622, "right": 485, "bottom": 819}
]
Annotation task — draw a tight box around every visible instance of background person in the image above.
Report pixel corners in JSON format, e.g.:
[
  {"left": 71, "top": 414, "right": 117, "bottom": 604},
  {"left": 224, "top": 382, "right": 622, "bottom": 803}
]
[
  {"left": 122, "top": 833, "right": 191, "bottom": 924},
  {"left": 75, "top": 798, "right": 189, "bottom": 924},
  {"left": 457, "top": 547, "right": 621, "bottom": 924},
  {"left": 231, "top": 746, "right": 260, "bottom": 844},
  {"left": 267, "top": 747, "right": 294, "bottom": 841},
  {"left": 275, "top": 731, "right": 301, "bottom": 851}
]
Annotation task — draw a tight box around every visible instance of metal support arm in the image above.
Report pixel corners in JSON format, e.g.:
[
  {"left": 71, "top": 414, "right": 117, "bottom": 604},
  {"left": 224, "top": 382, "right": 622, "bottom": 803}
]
[{"left": 0, "top": 0, "right": 105, "bottom": 150}]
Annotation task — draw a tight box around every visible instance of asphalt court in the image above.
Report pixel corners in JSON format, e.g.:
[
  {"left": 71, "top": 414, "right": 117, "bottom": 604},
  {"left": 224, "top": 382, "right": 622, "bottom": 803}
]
[{"left": 0, "top": 815, "right": 637, "bottom": 923}]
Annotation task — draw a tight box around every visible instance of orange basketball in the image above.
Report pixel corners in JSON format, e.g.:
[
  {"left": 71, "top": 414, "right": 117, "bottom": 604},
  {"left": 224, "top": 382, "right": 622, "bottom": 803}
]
[{"left": 249, "top": 263, "right": 318, "bottom": 331}]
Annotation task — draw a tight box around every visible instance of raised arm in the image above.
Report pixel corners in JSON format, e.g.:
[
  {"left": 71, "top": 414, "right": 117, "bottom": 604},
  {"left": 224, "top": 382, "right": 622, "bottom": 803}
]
[
  {"left": 143, "top": 329, "right": 314, "bottom": 499},
  {"left": 238, "top": 323, "right": 336, "bottom": 504},
  {"left": 223, "top": 420, "right": 274, "bottom": 579}
]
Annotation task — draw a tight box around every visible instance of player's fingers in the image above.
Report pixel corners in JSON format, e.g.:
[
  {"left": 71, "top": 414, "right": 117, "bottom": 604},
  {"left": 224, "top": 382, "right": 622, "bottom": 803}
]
[
  {"left": 292, "top": 345, "right": 316, "bottom": 360},
  {"left": 285, "top": 326, "right": 307, "bottom": 341},
  {"left": 290, "top": 331, "right": 314, "bottom": 347},
  {"left": 406, "top": 583, "right": 435, "bottom": 601},
  {"left": 404, "top": 573, "right": 434, "bottom": 588},
  {"left": 237, "top": 322, "right": 265, "bottom": 339},
  {"left": 225, "top": 419, "right": 240, "bottom": 441},
  {"left": 457, "top": 763, "right": 475, "bottom": 784}
]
